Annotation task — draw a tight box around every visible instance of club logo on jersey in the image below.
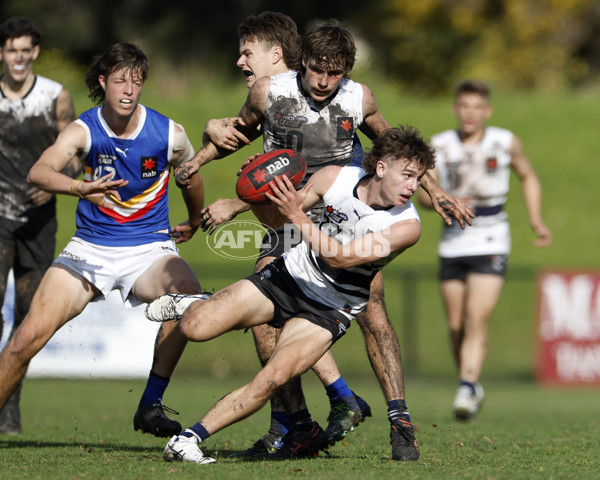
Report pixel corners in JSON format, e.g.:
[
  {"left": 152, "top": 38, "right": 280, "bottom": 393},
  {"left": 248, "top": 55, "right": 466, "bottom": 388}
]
[
  {"left": 97, "top": 153, "right": 116, "bottom": 166},
  {"left": 141, "top": 156, "right": 158, "bottom": 178},
  {"left": 273, "top": 113, "right": 308, "bottom": 128},
  {"left": 324, "top": 205, "right": 348, "bottom": 224},
  {"left": 336, "top": 117, "right": 354, "bottom": 140},
  {"left": 486, "top": 156, "right": 498, "bottom": 173}
]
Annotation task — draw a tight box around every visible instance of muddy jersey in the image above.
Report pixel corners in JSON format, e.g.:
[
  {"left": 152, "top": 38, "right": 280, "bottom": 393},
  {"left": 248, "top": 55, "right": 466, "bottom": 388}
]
[
  {"left": 431, "top": 127, "right": 513, "bottom": 257},
  {"left": 262, "top": 71, "right": 364, "bottom": 186},
  {"left": 74, "top": 105, "right": 173, "bottom": 247},
  {"left": 284, "top": 166, "right": 420, "bottom": 320},
  {"left": 0, "top": 75, "right": 62, "bottom": 222}
]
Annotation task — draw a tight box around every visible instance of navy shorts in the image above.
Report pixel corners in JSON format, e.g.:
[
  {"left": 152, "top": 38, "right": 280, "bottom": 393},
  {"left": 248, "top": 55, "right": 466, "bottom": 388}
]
[
  {"left": 246, "top": 258, "right": 351, "bottom": 344},
  {"left": 439, "top": 254, "right": 508, "bottom": 282},
  {"left": 0, "top": 200, "right": 57, "bottom": 271}
]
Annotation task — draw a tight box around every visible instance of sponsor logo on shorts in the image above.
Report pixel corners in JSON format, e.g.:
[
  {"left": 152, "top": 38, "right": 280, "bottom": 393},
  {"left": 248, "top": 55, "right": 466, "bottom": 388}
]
[
  {"left": 59, "top": 250, "right": 82, "bottom": 262},
  {"left": 141, "top": 156, "right": 158, "bottom": 178}
]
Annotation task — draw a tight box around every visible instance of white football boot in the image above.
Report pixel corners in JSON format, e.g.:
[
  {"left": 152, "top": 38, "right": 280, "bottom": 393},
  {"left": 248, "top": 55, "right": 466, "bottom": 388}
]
[
  {"left": 453, "top": 383, "right": 484, "bottom": 421},
  {"left": 145, "top": 293, "right": 211, "bottom": 322},
  {"left": 163, "top": 433, "right": 216, "bottom": 464}
]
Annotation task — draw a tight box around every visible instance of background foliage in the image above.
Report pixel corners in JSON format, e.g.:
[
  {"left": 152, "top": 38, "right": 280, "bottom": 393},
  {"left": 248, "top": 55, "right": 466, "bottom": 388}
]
[{"left": 2, "top": 0, "right": 600, "bottom": 93}]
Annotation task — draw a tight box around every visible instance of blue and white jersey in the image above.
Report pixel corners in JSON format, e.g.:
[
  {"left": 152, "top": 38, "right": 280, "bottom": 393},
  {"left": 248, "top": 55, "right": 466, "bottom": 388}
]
[
  {"left": 284, "top": 166, "right": 420, "bottom": 319},
  {"left": 74, "top": 105, "right": 173, "bottom": 246}
]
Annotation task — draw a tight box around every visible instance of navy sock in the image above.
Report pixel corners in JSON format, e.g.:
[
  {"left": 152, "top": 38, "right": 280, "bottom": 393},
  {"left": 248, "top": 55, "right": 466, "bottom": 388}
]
[
  {"left": 460, "top": 380, "right": 476, "bottom": 395},
  {"left": 140, "top": 372, "right": 169, "bottom": 407},
  {"left": 288, "top": 409, "right": 313, "bottom": 431},
  {"left": 325, "top": 376, "right": 353, "bottom": 401},
  {"left": 388, "top": 399, "right": 411, "bottom": 423},
  {"left": 269, "top": 411, "right": 290, "bottom": 437},
  {"left": 182, "top": 422, "right": 210, "bottom": 442}
]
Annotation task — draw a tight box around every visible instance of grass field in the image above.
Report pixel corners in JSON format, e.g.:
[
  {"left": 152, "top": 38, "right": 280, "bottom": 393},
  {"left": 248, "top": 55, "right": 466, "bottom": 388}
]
[
  {"left": 2, "top": 65, "right": 598, "bottom": 478},
  {"left": 1, "top": 377, "right": 598, "bottom": 479}
]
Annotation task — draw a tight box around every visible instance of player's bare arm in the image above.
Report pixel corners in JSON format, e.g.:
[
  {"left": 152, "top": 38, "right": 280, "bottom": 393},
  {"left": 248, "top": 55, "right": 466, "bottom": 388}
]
[
  {"left": 175, "top": 77, "right": 269, "bottom": 187},
  {"left": 170, "top": 123, "right": 205, "bottom": 243},
  {"left": 509, "top": 135, "right": 552, "bottom": 247},
  {"left": 359, "top": 85, "right": 392, "bottom": 140},
  {"left": 28, "top": 121, "right": 128, "bottom": 203}
]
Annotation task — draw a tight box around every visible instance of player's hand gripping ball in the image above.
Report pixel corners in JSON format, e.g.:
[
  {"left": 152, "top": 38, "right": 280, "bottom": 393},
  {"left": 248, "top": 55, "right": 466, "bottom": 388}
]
[{"left": 236, "top": 149, "right": 307, "bottom": 204}]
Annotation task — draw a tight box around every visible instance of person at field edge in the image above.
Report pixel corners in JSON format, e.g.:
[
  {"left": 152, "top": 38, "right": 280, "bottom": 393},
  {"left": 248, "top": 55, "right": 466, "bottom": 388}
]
[
  {"left": 0, "top": 16, "right": 80, "bottom": 434},
  {"left": 198, "top": 11, "right": 373, "bottom": 457},
  {"left": 0, "top": 43, "right": 208, "bottom": 437},
  {"left": 418, "top": 79, "right": 552, "bottom": 421},
  {"left": 145, "top": 125, "right": 437, "bottom": 465},
  {"left": 175, "top": 19, "right": 474, "bottom": 461}
]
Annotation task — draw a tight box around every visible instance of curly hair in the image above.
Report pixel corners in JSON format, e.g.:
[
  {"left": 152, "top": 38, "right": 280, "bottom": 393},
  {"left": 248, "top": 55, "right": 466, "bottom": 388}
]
[
  {"left": 362, "top": 126, "right": 436, "bottom": 175},
  {"left": 238, "top": 12, "right": 302, "bottom": 72},
  {"left": 84, "top": 42, "right": 148, "bottom": 105}
]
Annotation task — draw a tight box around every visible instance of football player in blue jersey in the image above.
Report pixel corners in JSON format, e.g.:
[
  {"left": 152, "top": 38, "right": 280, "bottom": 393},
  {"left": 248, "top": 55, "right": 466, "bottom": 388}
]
[{"left": 0, "top": 43, "right": 207, "bottom": 439}]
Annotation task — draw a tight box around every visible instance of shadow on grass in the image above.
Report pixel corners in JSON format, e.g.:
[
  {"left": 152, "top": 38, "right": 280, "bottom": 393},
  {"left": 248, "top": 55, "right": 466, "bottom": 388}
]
[{"left": 0, "top": 438, "right": 153, "bottom": 453}]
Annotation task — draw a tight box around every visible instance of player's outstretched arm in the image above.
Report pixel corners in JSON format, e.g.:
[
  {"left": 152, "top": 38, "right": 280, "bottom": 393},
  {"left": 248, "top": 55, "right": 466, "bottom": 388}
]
[
  {"left": 171, "top": 124, "right": 205, "bottom": 243},
  {"left": 28, "top": 122, "right": 128, "bottom": 204},
  {"left": 175, "top": 78, "right": 269, "bottom": 188}
]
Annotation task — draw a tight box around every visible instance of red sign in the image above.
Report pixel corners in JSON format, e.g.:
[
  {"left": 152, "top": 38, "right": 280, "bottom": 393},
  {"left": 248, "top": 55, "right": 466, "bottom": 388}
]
[{"left": 537, "top": 271, "right": 600, "bottom": 384}]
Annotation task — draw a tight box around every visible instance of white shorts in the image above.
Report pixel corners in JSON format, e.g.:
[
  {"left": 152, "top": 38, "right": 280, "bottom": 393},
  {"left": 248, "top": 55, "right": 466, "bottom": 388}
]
[{"left": 54, "top": 237, "right": 180, "bottom": 307}]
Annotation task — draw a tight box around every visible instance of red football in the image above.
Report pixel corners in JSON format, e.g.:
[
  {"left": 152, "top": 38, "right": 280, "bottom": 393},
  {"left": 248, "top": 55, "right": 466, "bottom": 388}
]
[{"left": 236, "top": 149, "right": 307, "bottom": 204}]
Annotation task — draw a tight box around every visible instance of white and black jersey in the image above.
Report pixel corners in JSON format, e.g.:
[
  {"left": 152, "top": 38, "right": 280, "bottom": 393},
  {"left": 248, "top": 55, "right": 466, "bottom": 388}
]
[
  {"left": 284, "top": 166, "right": 420, "bottom": 320},
  {"left": 0, "top": 75, "right": 63, "bottom": 222},
  {"left": 431, "top": 127, "right": 513, "bottom": 257},
  {"left": 262, "top": 71, "right": 364, "bottom": 186}
]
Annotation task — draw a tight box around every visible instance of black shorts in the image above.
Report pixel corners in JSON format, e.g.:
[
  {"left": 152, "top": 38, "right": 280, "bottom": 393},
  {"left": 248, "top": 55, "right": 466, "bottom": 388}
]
[
  {"left": 0, "top": 200, "right": 57, "bottom": 271},
  {"left": 439, "top": 254, "right": 508, "bottom": 282},
  {"left": 246, "top": 258, "right": 351, "bottom": 344}
]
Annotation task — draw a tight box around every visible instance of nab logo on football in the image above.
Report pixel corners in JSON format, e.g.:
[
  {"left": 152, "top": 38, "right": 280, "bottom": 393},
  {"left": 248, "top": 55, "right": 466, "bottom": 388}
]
[
  {"left": 251, "top": 153, "right": 291, "bottom": 188},
  {"left": 141, "top": 156, "right": 158, "bottom": 178}
]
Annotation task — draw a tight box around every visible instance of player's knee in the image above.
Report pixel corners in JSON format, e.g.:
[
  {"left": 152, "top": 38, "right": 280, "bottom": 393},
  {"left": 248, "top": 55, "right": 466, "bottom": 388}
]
[
  {"left": 257, "top": 365, "right": 291, "bottom": 394},
  {"left": 6, "top": 322, "right": 48, "bottom": 361}
]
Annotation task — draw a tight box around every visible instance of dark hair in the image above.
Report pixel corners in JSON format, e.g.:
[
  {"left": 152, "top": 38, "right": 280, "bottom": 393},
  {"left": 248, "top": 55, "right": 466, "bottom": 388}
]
[
  {"left": 238, "top": 11, "right": 301, "bottom": 71},
  {"left": 301, "top": 22, "right": 356, "bottom": 75},
  {"left": 363, "top": 125, "right": 436, "bottom": 174},
  {"left": 0, "top": 17, "right": 41, "bottom": 47},
  {"left": 454, "top": 79, "right": 490, "bottom": 99},
  {"left": 85, "top": 42, "right": 148, "bottom": 105}
]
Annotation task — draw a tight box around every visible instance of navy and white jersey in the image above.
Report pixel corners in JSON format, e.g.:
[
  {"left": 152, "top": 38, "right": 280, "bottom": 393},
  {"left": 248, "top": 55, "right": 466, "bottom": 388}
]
[
  {"left": 262, "top": 71, "right": 364, "bottom": 186},
  {"left": 431, "top": 127, "right": 514, "bottom": 257},
  {"left": 74, "top": 105, "right": 173, "bottom": 247},
  {"left": 284, "top": 166, "right": 420, "bottom": 319},
  {"left": 0, "top": 75, "right": 63, "bottom": 222}
]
